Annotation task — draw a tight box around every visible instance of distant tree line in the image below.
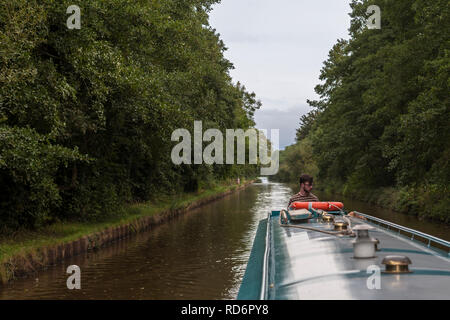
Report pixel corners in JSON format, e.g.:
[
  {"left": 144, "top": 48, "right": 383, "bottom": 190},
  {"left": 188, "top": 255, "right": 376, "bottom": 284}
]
[
  {"left": 0, "top": 0, "right": 261, "bottom": 230},
  {"left": 275, "top": 0, "right": 449, "bottom": 222}
]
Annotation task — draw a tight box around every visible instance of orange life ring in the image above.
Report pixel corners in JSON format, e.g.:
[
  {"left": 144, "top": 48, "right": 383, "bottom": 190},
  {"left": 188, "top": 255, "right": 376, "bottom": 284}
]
[{"left": 290, "top": 202, "right": 344, "bottom": 211}]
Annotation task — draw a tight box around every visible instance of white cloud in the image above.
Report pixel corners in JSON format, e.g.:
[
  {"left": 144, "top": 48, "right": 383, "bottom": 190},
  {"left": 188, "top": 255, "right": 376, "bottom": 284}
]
[
  {"left": 254, "top": 104, "right": 312, "bottom": 150},
  {"left": 210, "top": 0, "right": 351, "bottom": 147}
]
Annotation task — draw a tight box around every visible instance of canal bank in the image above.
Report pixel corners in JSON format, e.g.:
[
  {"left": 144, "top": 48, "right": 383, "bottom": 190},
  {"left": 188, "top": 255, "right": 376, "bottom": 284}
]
[
  {"left": 0, "top": 180, "right": 448, "bottom": 299},
  {"left": 0, "top": 179, "right": 291, "bottom": 299},
  {"left": 314, "top": 180, "right": 450, "bottom": 225},
  {"left": 0, "top": 179, "right": 255, "bottom": 284}
]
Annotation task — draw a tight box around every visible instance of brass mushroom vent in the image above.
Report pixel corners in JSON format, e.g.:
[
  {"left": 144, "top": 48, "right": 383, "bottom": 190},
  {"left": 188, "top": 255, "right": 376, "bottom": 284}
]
[
  {"left": 333, "top": 220, "right": 348, "bottom": 231},
  {"left": 382, "top": 255, "right": 412, "bottom": 273},
  {"left": 322, "top": 214, "right": 334, "bottom": 223}
]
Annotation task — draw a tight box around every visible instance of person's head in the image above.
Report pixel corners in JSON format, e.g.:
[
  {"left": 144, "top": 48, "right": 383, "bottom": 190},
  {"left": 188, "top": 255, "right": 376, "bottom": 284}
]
[{"left": 299, "top": 174, "right": 314, "bottom": 193}]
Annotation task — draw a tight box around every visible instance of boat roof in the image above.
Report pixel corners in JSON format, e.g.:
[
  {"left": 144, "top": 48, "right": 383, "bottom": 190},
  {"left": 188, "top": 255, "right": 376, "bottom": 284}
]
[{"left": 238, "top": 211, "right": 450, "bottom": 300}]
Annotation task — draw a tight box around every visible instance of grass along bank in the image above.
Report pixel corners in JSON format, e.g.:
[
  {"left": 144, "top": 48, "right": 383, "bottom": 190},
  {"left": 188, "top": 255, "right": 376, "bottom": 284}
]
[
  {"left": 0, "top": 179, "right": 254, "bottom": 283},
  {"left": 316, "top": 179, "right": 450, "bottom": 224}
]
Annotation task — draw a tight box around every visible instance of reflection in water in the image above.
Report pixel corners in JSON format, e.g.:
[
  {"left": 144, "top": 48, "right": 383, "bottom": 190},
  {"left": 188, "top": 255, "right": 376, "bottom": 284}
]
[
  {"left": 0, "top": 180, "right": 447, "bottom": 299},
  {"left": 0, "top": 180, "right": 292, "bottom": 300}
]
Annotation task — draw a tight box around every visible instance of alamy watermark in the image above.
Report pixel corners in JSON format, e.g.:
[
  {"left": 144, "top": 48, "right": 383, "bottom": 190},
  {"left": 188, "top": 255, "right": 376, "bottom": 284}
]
[
  {"left": 366, "top": 5, "right": 381, "bottom": 30},
  {"left": 67, "top": 5, "right": 81, "bottom": 30},
  {"left": 171, "top": 121, "right": 279, "bottom": 175},
  {"left": 366, "top": 265, "right": 381, "bottom": 290},
  {"left": 66, "top": 265, "right": 81, "bottom": 289},
  {"left": 66, "top": 4, "right": 380, "bottom": 31}
]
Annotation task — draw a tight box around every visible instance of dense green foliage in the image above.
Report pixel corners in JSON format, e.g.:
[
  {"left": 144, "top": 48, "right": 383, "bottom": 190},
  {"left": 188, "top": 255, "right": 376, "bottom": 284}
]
[
  {"left": 275, "top": 0, "right": 449, "bottom": 222},
  {"left": 0, "top": 0, "right": 260, "bottom": 230},
  {"left": 275, "top": 138, "right": 318, "bottom": 184}
]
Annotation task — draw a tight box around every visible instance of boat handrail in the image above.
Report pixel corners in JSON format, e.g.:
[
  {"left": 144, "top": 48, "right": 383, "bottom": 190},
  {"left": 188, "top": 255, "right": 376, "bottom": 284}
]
[{"left": 354, "top": 211, "right": 450, "bottom": 254}]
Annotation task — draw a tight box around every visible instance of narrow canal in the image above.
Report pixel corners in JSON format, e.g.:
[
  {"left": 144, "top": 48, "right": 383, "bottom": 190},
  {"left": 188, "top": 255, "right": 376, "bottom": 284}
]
[{"left": 1, "top": 179, "right": 448, "bottom": 299}]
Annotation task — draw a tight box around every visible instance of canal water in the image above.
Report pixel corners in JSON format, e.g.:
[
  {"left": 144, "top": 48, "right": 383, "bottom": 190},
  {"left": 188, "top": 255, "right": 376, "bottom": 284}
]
[{"left": 0, "top": 179, "right": 448, "bottom": 299}]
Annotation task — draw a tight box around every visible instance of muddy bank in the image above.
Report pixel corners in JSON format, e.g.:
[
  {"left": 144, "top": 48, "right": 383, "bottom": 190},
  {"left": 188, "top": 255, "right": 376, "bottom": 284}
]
[{"left": 0, "top": 181, "right": 254, "bottom": 284}]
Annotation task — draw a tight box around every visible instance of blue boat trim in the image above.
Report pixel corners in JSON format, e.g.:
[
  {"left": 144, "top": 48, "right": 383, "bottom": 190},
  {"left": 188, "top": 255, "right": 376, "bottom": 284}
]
[
  {"left": 260, "top": 214, "right": 271, "bottom": 300},
  {"left": 378, "top": 248, "right": 433, "bottom": 256},
  {"left": 237, "top": 219, "right": 267, "bottom": 300}
]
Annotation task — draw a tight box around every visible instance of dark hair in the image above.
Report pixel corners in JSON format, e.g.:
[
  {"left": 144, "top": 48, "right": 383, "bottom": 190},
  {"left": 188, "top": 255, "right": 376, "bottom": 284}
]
[{"left": 299, "top": 174, "right": 313, "bottom": 185}]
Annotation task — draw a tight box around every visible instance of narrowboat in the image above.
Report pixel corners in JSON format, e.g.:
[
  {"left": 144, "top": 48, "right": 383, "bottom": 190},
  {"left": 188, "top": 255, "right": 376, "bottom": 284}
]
[{"left": 238, "top": 202, "right": 450, "bottom": 300}]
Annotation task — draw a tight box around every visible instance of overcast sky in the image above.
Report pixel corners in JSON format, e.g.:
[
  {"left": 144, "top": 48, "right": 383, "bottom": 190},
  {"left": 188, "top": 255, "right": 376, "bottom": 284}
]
[{"left": 209, "top": 0, "right": 352, "bottom": 149}]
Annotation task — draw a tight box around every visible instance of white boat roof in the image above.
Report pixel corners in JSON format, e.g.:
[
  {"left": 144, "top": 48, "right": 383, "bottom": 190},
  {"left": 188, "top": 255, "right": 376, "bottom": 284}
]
[{"left": 260, "top": 213, "right": 450, "bottom": 300}]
